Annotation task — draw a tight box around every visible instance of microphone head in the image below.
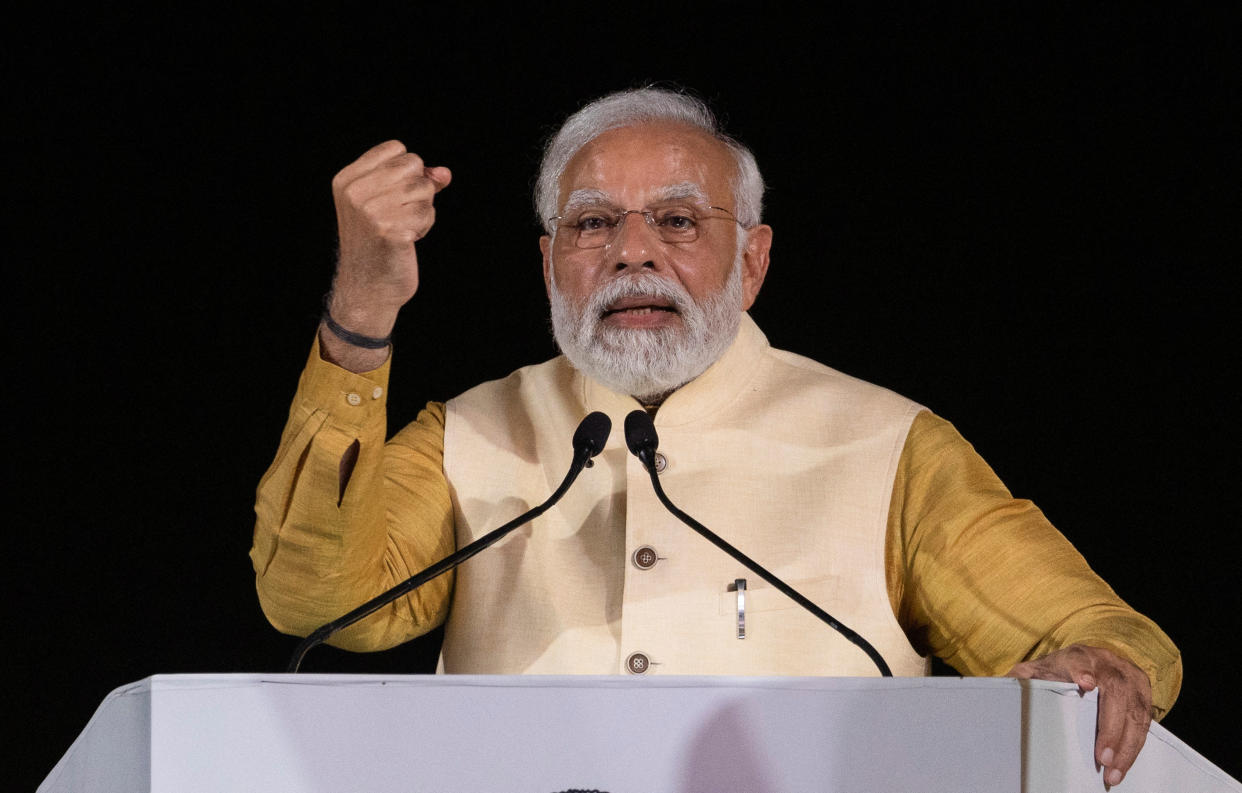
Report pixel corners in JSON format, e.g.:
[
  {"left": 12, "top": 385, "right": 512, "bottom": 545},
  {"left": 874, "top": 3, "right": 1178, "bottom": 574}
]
[
  {"left": 623, "top": 409, "right": 659, "bottom": 459},
  {"left": 573, "top": 411, "right": 612, "bottom": 458}
]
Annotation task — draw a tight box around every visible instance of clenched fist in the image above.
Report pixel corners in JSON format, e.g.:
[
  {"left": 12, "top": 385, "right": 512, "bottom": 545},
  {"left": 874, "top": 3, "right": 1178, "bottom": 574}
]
[
  {"left": 321, "top": 141, "right": 451, "bottom": 370},
  {"left": 330, "top": 140, "right": 451, "bottom": 325}
]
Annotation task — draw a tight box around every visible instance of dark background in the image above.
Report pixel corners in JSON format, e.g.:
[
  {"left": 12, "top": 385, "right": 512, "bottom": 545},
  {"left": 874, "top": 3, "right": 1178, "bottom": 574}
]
[{"left": 12, "top": 6, "right": 1238, "bottom": 788}]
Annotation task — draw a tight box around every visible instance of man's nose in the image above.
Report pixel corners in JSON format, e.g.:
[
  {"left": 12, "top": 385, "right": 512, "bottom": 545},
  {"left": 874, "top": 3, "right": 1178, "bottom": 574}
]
[{"left": 606, "top": 212, "right": 659, "bottom": 271}]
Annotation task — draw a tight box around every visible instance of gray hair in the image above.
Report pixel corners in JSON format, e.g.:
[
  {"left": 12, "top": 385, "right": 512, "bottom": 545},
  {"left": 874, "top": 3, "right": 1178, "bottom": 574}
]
[{"left": 535, "top": 88, "right": 765, "bottom": 234}]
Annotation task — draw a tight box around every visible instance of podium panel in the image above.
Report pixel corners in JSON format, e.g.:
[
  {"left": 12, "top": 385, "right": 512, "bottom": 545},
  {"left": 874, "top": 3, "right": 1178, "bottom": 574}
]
[{"left": 39, "top": 674, "right": 1239, "bottom": 793}]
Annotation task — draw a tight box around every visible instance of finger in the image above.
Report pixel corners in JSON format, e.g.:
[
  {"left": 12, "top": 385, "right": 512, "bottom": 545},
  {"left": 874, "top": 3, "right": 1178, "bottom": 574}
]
[
  {"left": 390, "top": 167, "right": 451, "bottom": 206},
  {"left": 424, "top": 165, "right": 452, "bottom": 191},
  {"left": 340, "top": 154, "right": 433, "bottom": 210},
  {"left": 374, "top": 152, "right": 429, "bottom": 189},
  {"left": 1006, "top": 652, "right": 1070, "bottom": 682},
  {"left": 1072, "top": 667, "right": 1099, "bottom": 692},
  {"left": 371, "top": 156, "right": 453, "bottom": 200},
  {"left": 1095, "top": 670, "right": 1152, "bottom": 785},
  {"left": 392, "top": 167, "right": 451, "bottom": 214},
  {"left": 1005, "top": 660, "right": 1036, "bottom": 679},
  {"left": 1011, "top": 645, "right": 1101, "bottom": 688},
  {"left": 359, "top": 192, "right": 437, "bottom": 245},
  {"left": 1005, "top": 658, "right": 1045, "bottom": 680},
  {"left": 334, "top": 140, "right": 408, "bottom": 185}
]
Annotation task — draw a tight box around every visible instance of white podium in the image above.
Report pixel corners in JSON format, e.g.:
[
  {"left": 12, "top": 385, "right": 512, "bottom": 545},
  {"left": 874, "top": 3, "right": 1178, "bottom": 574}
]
[{"left": 39, "top": 674, "right": 1238, "bottom": 793}]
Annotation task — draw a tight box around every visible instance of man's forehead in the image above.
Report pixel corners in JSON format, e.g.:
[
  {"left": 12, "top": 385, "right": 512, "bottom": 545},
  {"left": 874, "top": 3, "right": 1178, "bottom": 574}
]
[{"left": 557, "top": 123, "right": 734, "bottom": 201}]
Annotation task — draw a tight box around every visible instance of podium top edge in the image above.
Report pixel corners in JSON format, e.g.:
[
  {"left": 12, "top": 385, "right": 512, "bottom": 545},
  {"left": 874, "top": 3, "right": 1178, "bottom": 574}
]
[{"left": 108, "top": 673, "right": 1079, "bottom": 696}]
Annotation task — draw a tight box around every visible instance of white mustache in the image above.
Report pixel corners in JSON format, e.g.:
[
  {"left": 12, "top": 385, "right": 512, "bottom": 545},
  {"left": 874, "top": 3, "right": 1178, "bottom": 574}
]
[{"left": 586, "top": 275, "right": 691, "bottom": 319}]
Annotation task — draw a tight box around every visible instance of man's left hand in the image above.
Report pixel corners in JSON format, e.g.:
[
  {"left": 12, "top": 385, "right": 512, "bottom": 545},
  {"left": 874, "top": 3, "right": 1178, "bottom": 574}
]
[{"left": 1008, "top": 644, "right": 1152, "bottom": 787}]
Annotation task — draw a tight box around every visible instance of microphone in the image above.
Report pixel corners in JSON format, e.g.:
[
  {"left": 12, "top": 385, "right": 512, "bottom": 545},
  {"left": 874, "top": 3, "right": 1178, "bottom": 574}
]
[
  {"left": 623, "top": 409, "right": 893, "bottom": 677},
  {"left": 286, "top": 410, "right": 612, "bottom": 672},
  {"left": 572, "top": 410, "right": 612, "bottom": 466}
]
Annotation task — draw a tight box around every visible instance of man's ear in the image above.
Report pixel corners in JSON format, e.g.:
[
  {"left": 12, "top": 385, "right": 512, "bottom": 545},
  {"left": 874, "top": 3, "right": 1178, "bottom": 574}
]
[
  {"left": 740, "top": 224, "right": 773, "bottom": 310},
  {"left": 540, "top": 235, "right": 553, "bottom": 300}
]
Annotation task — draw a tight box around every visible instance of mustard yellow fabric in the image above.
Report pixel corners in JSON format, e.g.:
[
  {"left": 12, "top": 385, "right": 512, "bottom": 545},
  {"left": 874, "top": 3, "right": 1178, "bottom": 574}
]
[{"left": 252, "top": 330, "right": 1181, "bottom": 717}]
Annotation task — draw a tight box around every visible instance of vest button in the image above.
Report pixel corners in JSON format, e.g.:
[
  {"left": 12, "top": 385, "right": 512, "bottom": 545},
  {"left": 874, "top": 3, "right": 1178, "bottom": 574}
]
[
  {"left": 653, "top": 452, "right": 668, "bottom": 473},
  {"left": 625, "top": 652, "right": 652, "bottom": 674},
  {"left": 631, "top": 545, "right": 659, "bottom": 570}
]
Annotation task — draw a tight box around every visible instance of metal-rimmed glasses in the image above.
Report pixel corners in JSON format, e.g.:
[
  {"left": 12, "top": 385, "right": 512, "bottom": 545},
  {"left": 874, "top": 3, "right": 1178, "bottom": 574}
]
[{"left": 548, "top": 202, "right": 744, "bottom": 249}]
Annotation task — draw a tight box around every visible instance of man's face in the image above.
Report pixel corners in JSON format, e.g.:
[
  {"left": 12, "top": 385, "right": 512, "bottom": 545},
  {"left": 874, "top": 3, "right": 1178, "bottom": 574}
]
[{"left": 540, "top": 122, "right": 772, "bottom": 399}]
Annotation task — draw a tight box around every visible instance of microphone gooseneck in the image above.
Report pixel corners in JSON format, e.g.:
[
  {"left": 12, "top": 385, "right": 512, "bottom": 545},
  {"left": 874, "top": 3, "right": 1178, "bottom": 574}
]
[
  {"left": 286, "top": 411, "right": 612, "bottom": 673},
  {"left": 623, "top": 409, "right": 893, "bottom": 677}
]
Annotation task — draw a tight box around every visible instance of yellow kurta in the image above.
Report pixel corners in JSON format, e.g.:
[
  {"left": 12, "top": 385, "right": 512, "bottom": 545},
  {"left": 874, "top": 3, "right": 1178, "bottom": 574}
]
[{"left": 252, "top": 316, "right": 1181, "bottom": 716}]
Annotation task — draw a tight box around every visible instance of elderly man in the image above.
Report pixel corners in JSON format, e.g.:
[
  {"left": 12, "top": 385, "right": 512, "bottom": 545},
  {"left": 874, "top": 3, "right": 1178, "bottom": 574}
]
[{"left": 253, "top": 88, "right": 1179, "bottom": 786}]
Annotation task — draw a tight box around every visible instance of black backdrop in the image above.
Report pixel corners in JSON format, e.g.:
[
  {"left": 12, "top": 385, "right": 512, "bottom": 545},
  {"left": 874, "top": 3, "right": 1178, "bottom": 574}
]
[{"left": 12, "top": 6, "right": 1238, "bottom": 787}]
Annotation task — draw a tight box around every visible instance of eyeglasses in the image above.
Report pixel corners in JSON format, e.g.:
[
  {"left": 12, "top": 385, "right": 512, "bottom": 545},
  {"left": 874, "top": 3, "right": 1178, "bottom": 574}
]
[{"left": 548, "top": 203, "right": 744, "bottom": 249}]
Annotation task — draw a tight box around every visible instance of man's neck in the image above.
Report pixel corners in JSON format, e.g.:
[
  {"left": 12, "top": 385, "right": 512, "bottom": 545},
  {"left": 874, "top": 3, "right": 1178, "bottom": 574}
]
[{"left": 637, "top": 388, "right": 676, "bottom": 415}]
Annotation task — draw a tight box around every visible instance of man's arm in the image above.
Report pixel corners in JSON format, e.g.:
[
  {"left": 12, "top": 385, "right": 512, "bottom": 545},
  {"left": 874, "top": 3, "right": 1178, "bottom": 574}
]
[
  {"left": 251, "top": 141, "right": 457, "bottom": 649},
  {"left": 251, "top": 344, "right": 455, "bottom": 649},
  {"left": 886, "top": 410, "right": 1181, "bottom": 786}
]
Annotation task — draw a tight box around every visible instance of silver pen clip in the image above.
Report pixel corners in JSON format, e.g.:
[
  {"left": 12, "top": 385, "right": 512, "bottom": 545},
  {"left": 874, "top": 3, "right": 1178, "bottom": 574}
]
[{"left": 727, "top": 578, "right": 747, "bottom": 639}]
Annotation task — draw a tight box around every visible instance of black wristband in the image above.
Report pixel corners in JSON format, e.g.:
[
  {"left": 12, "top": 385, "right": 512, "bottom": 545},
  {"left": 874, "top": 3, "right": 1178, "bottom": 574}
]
[{"left": 321, "top": 300, "right": 392, "bottom": 350}]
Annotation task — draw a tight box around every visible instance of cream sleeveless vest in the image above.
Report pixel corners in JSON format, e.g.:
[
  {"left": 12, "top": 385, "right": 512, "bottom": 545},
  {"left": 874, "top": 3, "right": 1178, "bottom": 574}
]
[{"left": 442, "top": 314, "right": 928, "bottom": 677}]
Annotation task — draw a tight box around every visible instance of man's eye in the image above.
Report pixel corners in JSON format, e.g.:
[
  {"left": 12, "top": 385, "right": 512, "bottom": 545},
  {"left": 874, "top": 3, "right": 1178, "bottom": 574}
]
[
  {"left": 576, "top": 215, "right": 615, "bottom": 232},
  {"left": 658, "top": 213, "right": 697, "bottom": 231}
]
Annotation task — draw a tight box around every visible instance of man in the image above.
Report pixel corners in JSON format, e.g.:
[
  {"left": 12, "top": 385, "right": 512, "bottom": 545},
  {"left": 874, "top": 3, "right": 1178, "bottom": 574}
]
[{"left": 253, "top": 88, "right": 1179, "bottom": 786}]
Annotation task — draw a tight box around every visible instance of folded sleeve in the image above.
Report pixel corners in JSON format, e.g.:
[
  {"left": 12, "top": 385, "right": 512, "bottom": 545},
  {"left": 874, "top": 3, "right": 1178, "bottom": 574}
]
[
  {"left": 251, "top": 335, "right": 455, "bottom": 651},
  {"left": 886, "top": 410, "right": 1182, "bottom": 719}
]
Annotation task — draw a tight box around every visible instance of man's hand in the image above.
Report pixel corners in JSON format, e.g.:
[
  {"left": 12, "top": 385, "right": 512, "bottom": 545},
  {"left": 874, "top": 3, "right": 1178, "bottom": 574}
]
[
  {"left": 323, "top": 140, "right": 452, "bottom": 371},
  {"left": 1008, "top": 644, "right": 1152, "bottom": 787}
]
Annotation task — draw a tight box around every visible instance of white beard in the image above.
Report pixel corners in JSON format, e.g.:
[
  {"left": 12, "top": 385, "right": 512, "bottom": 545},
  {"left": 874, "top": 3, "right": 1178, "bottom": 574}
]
[{"left": 548, "top": 252, "right": 745, "bottom": 402}]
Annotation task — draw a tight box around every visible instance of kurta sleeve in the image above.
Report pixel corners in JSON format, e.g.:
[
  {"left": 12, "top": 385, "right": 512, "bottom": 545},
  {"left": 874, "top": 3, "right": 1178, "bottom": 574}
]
[
  {"left": 251, "top": 335, "right": 455, "bottom": 651},
  {"left": 885, "top": 410, "right": 1182, "bottom": 719}
]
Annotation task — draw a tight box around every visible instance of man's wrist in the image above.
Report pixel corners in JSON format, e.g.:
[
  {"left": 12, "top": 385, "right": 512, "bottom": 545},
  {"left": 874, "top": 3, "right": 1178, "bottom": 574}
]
[
  {"left": 322, "top": 297, "right": 392, "bottom": 349},
  {"left": 317, "top": 323, "right": 391, "bottom": 373},
  {"left": 324, "top": 285, "right": 403, "bottom": 338}
]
